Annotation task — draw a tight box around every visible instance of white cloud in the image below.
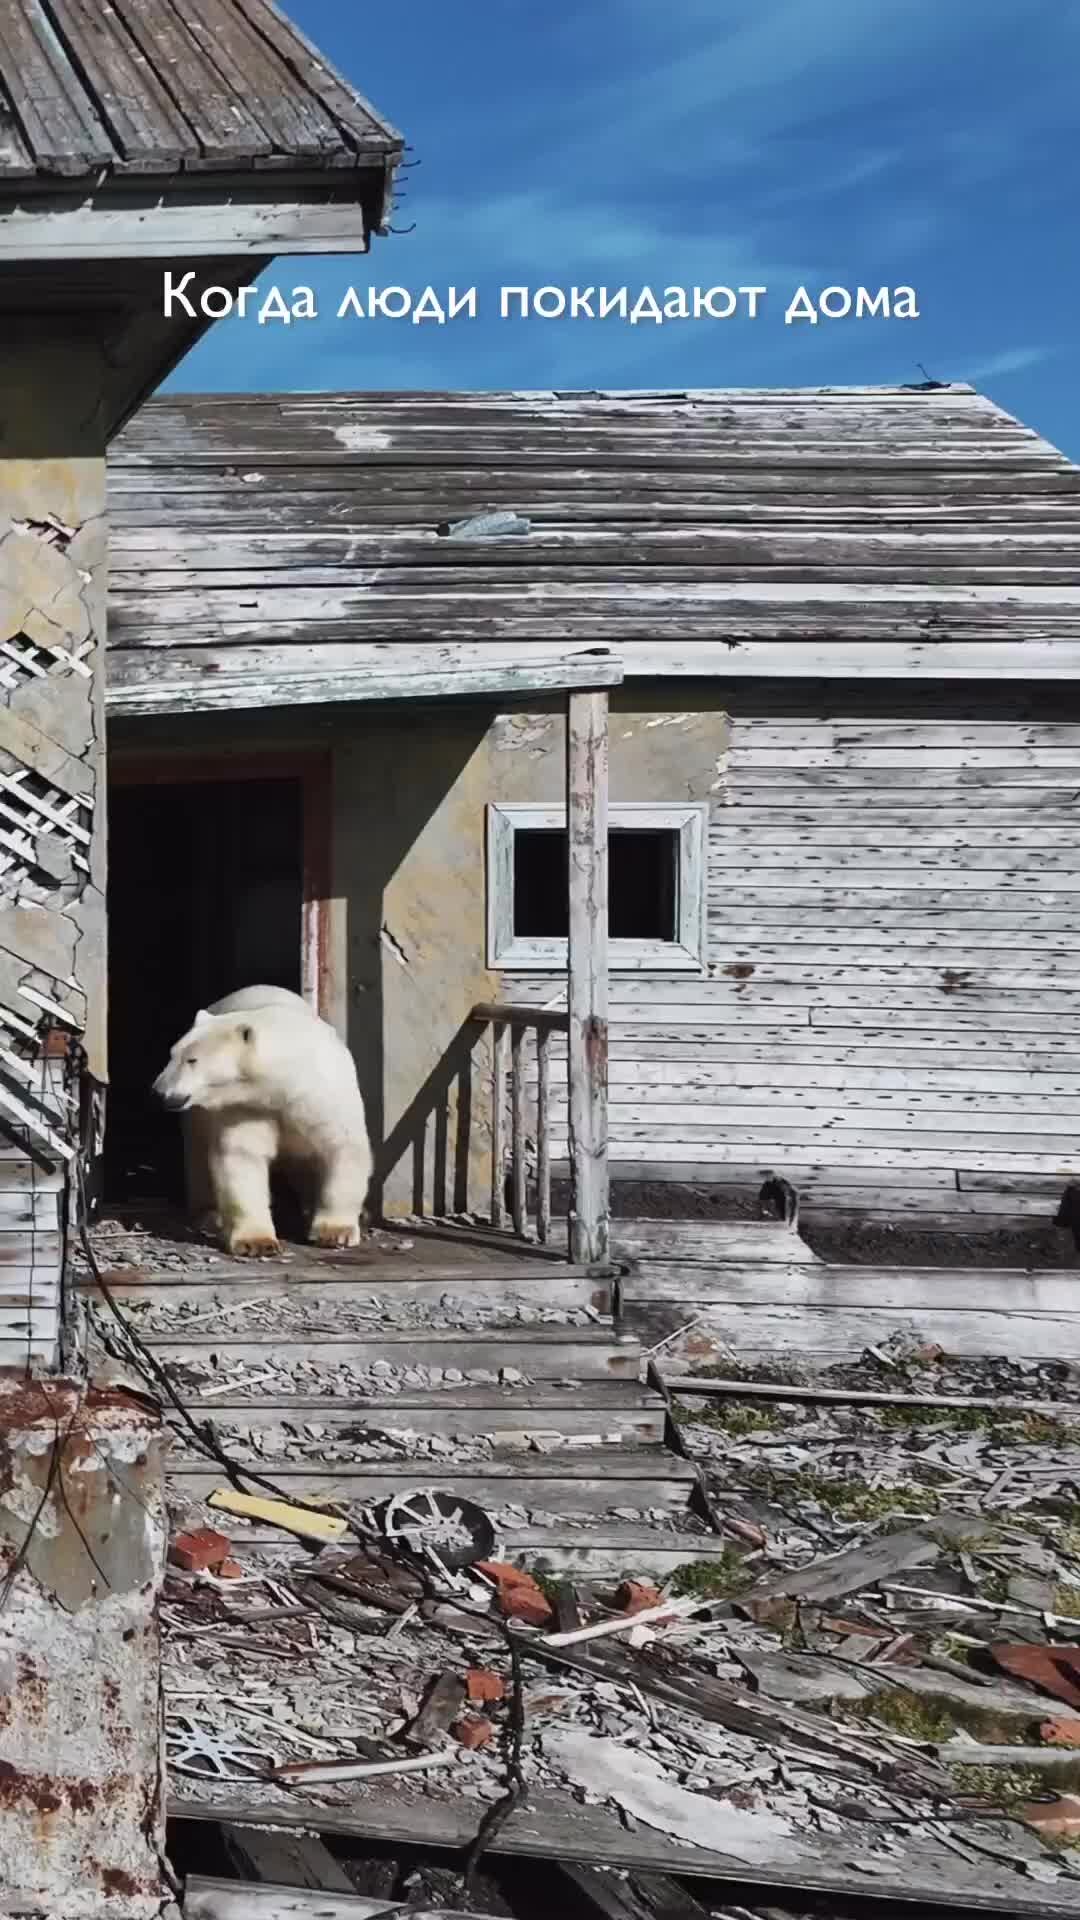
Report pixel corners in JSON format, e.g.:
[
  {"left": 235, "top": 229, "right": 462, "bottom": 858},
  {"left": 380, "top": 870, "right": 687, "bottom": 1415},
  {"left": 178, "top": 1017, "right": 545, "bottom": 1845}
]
[{"left": 962, "top": 346, "right": 1055, "bottom": 381}]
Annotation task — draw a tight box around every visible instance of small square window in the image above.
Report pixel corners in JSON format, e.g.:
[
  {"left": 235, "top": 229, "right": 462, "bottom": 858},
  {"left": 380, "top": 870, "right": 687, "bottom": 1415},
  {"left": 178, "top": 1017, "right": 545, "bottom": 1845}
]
[{"left": 487, "top": 803, "right": 706, "bottom": 972}]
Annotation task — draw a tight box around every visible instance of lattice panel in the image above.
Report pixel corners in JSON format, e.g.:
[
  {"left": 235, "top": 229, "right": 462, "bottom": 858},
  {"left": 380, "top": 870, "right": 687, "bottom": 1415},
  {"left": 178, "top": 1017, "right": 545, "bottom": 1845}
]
[
  {"left": 0, "top": 765, "right": 92, "bottom": 893},
  {"left": 0, "top": 630, "right": 93, "bottom": 691}
]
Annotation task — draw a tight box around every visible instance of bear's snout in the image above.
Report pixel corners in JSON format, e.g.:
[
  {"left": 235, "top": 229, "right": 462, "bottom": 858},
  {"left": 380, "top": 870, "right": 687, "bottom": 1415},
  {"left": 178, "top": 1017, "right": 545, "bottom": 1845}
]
[{"left": 152, "top": 1069, "right": 189, "bottom": 1112}]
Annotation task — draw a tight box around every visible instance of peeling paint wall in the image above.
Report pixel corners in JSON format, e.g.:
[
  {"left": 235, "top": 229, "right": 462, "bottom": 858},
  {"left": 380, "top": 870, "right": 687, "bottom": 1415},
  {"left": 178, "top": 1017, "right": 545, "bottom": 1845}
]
[
  {"left": 0, "top": 339, "right": 109, "bottom": 1367},
  {"left": 0, "top": 1377, "right": 167, "bottom": 1919},
  {"left": 334, "top": 693, "right": 728, "bottom": 1217}
]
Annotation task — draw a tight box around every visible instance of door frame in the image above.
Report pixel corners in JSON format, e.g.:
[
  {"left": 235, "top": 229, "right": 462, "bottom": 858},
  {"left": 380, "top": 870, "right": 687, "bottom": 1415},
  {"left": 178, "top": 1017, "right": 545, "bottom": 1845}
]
[{"left": 107, "top": 749, "right": 333, "bottom": 1017}]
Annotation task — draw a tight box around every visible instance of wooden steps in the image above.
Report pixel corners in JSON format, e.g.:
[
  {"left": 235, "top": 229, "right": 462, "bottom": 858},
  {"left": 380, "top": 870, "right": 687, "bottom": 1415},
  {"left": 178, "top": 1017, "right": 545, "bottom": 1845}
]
[
  {"left": 160, "top": 1384, "right": 667, "bottom": 1444},
  {"left": 167, "top": 1449, "right": 699, "bottom": 1512},
  {"left": 86, "top": 1239, "right": 712, "bottom": 1578},
  {"left": 88, "top": 1265, "right": 615, "bottom": 1314},
  {"left": 145, "top": 1327, "right": 641, "bottom": 1380}
]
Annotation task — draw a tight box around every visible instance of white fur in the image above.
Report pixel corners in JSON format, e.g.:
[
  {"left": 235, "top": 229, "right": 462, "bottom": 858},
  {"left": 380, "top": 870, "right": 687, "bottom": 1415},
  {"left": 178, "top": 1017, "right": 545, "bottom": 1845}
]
[{"left": 153, "top": 985, "right": 372, "bottom": 1256}]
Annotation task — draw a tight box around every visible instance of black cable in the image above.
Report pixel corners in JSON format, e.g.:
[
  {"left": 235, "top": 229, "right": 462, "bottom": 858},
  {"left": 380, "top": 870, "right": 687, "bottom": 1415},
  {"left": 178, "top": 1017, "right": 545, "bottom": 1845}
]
[
  {"left": 76, "top": 1164, "right": 353, "bottom": 1522},
  {"left": 71, "top": 1063, "right": 530, "bottom": 1885}
]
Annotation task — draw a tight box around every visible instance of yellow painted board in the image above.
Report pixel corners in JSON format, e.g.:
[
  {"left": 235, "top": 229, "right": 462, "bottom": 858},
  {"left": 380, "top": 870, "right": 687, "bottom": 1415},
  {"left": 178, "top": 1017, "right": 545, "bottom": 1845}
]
[{"left": 207, "top": 1487, "right": 348, "bottom": 1542}]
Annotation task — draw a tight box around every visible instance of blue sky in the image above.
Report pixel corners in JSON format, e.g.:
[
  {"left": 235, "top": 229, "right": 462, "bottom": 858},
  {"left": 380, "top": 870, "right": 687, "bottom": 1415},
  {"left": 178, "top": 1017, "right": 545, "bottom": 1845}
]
[{"left": 170, "top": 0, "right": 1080, "bottom": 456}]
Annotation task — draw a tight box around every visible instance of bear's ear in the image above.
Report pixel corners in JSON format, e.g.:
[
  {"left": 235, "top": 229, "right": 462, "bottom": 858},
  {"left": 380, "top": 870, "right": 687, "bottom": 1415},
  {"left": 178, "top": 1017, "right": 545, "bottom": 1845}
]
[{"left": 193, "top": 1008, "right": 213, "bottom": 1028}]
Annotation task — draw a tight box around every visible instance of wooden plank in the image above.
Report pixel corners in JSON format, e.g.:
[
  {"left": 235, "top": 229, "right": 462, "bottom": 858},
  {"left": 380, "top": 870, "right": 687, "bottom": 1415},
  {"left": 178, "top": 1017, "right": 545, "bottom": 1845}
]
[
  {"left": 664, "top": 1375, "right": 1080, "bottom": 1413},
  {"left": 657, "top": 1303, "right": 1080, "bottom": 1361},
  {"left": 167, "top": 1787, "right": 1080, "bottom": 1917},
  {"left": 141, "top": 1329, "right": 642, "bottom": 1380},
  {"left": 219, "top": 1826, "right": 355, "bottom": 1893},
  {"left": 0, "top": 197, "right": 376, "bottom": 262},
  {"left": 167, "top": 1457, "right": 696, "bottom": 1511},
  {"left": 180, "top": 0, "right": 351, "bottom": 163},
  {"left": 0, "top": 0, "right": 115, "bottom": 174},
  {"left": 510, "top": 1024, "right": 527, "bottom": 1237},
  {"left": 105, "top": 653, "right": 624, "bottom": 715},
  {"left": 228, "top": 0, "right": 403, "bottom": 154},
  {"left": 536, "top": 1026, "right": 553, "bottom": 1245},
  {"left": 490, "top": 1020, "right": 508, "bottom": 1232},
  {"left": 566, "top": 689, "right": 609, "bottom": 1265},
  {"left": 625, "top": 1265, "right": 1080, "bottom": 1313},
  {"left": 183, "top": 1877, "right": 399, "bottom": 1920},
  {"left": 40, "top": 0, "right": 195, "bottom": 170},
  {"left": 613, "top": 1220, "right": 816, "bottom": 1264},
  {"left": 104, "top": 0, "right": 275, "bottom": 162},
  {"left": 599, "top": 1140, "right": 1080, "bottom": 1171}
]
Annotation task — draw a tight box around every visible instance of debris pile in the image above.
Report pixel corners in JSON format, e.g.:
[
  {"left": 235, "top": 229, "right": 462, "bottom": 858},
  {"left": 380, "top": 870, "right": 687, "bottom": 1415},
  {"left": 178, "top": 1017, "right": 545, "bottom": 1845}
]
[{"left": 161, "top": 1409, "right": 1080, "bottom": 1907}]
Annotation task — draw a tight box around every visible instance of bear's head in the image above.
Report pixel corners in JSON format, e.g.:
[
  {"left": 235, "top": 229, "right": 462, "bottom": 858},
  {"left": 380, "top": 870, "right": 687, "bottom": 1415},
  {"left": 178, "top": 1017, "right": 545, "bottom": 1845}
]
[{"left": 152, "top": 1008, "right": 261, "bottom": 1113}]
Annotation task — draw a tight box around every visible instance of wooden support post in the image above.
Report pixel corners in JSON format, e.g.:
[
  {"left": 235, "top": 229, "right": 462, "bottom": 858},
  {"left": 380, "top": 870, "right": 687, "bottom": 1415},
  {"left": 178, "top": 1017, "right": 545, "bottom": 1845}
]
[
  {"left": 566, "top": 688, "right": 610, "bottom": 1266},
  {"left": 510, "top": 1023, "right": 527, "bottom": 1237},
  {"left": 536, "top": 1026, "right": 552, "bottom": 1245},
  {"left": 490, "top": 1019, "right": 508, "bottom": 1231}
]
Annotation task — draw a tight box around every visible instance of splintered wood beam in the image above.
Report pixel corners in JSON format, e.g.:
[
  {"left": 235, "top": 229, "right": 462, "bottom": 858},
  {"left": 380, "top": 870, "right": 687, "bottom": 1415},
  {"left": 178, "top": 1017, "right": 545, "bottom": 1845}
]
[{"left": 566, "top": 688, "right": 610, "bottom": 1266}]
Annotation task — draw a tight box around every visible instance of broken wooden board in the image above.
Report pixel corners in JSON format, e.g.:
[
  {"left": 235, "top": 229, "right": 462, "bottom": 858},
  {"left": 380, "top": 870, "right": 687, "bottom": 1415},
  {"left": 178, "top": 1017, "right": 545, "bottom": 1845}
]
[
  {"left": 748, "top": 1517, "right": 973, "bottom": 1603},
  {"left": 170, "top": 1786, "right": 1080, "bottom": 1916},
  {"left": 736, "top": 1650, "right": 1080, "bottom": 1728},
  {"left": 219, "top": 1827, "right": 355, "bottom": 1894},
  {"left": 183, "top": 1879, "right": 400, "bottom": 1920}
]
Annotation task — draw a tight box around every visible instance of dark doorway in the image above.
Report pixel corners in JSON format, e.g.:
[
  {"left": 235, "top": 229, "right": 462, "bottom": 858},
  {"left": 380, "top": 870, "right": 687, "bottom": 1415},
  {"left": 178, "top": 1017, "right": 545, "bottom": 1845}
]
[{"left": 106, "top": 777, "right": 304, "bottom": 1203}]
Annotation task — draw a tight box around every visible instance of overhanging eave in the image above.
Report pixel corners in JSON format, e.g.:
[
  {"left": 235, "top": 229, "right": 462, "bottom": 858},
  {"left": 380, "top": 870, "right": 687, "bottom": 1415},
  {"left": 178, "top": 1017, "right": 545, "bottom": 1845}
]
[
  {"left": 0, "top": 165, "right": 398, "bottom": 260},
  {"left": 105, "top": 653, "right": 627, "bottom": 719}
]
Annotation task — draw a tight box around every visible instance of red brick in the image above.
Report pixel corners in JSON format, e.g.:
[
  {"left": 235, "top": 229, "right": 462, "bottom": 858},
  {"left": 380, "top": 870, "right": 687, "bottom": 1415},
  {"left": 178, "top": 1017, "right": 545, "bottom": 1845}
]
[
  {"left": 475, "top": 1560, "right": 553, "bottom": 1627},
  {"left": 1020, "top": 1795, "right": 1080, "bottom": 1837},
  {"left": 453, "top": 1715, "right": 494, "bottom": 1750},
  {"left": 466, "top": 1667, "right": 505, "bottom": 1705},
  {"left": 614, "top": 1580, "right": 663, "bottom": 1616},
  {"left": 215, "top": 1558, "right": 244, "bottom": 1581},
  {"left": 169, "top": 1527, "right": 231, "bottom": 1573},
  {"left": 1041, "top": 1718, "right": 1080, "bottom": 1747}
]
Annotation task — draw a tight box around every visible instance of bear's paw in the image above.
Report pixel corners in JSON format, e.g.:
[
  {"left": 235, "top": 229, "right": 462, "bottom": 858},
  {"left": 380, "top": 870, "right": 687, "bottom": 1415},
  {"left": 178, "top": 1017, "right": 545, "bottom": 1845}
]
[
  {"left": 310, "top": 1218, "right": 362, "bottom": 1250},
  {"left": 228, "top": 1228, "right": 281, "bottom": 1257}
]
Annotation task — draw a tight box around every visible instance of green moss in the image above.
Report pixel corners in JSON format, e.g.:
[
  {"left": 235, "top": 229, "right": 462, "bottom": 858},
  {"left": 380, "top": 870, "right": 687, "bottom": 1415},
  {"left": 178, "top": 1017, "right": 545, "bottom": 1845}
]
[
  {"left": 950, "top": 1763, "right": 1053, "bottom": 1807},
  {"left": 842, "top": 1688, "right": 958, "bottom": 1744},
  {"left": 750, "top": 1466, "right": 940, "bottom": 1523},
  {"left": 873, "top": 1403, "right": 986, "bottom": 1432},
  {"left": 669, "top": 1551, "right": 753, "bottom": 1600},
  {"left": 842, "top": 1686, "right": 1046, "bottom": 1748},
  {"left": 524, "top": 1561, "right": 560, "bottom": 1602},
  {"left": 1053, "top": 1583, "right": 1080, "bottom": 1619},
  {"left": 683, "top": 1400, "right": 785, "bottom": 1436},
  {"left": 689, "top": 1359, "right": 807, "bottom": 1387},
  {"left": 927, "top": 1523, "right": 999, "bottom": 1554}
]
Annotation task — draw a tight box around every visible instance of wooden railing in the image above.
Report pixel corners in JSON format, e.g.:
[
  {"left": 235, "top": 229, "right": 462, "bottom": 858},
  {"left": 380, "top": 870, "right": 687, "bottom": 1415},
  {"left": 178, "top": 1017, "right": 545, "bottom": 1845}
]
[{"left": 471, "top": 1003, "right": 569, "bottom": 1246}]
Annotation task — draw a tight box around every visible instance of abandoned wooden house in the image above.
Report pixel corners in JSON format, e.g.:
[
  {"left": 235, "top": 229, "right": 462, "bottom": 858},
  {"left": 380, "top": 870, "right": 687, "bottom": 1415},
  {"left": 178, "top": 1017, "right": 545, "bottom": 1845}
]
[
  {"left": 102, "top": 384, "right": 1080, "bottom": 1254},
  {"left": 81, "top": 387, "right": 1080, "bottom": 1915}
]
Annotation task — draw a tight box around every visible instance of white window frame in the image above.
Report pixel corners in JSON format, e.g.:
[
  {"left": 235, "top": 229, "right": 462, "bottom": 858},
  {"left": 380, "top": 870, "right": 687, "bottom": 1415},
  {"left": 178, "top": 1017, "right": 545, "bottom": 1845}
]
[{"left": 486, "top": 801, "right": 707, "bottom": 973}]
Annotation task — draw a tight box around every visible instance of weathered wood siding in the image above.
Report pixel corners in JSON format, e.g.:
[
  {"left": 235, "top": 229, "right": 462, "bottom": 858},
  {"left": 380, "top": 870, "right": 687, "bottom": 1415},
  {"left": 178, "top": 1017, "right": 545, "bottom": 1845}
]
[
  {"left": 0, "top": 336, "right": 109, "bottom": 1368},
  {"left": 501, "top": 696, "right": 1080, "bottom": 1226},
  {"left": 106, "top": 386, "right": 1080, "bottom": 714}
]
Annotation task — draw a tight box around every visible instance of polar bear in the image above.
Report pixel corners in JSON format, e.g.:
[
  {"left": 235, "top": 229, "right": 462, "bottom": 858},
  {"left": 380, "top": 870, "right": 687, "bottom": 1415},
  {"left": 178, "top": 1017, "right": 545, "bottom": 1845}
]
[{"left": 152, "top": 985, "right": 372, "bottom": 1256}]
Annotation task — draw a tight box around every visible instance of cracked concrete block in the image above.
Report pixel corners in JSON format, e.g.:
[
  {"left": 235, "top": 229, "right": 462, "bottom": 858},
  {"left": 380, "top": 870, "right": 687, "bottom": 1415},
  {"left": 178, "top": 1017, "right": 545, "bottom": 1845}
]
[{"left": 0, "top": 1377, "right": 168, "bottom": 1920}]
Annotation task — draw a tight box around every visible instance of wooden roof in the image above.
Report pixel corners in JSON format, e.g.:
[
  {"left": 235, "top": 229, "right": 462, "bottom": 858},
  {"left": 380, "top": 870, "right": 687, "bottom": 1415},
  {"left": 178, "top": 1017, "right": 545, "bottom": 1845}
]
[
  {"left": 106, "top": 385, "right": 1080, "bottom": 714},
  {"left": 0, "top": 0, "right": 401, "bottom": 181}
]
